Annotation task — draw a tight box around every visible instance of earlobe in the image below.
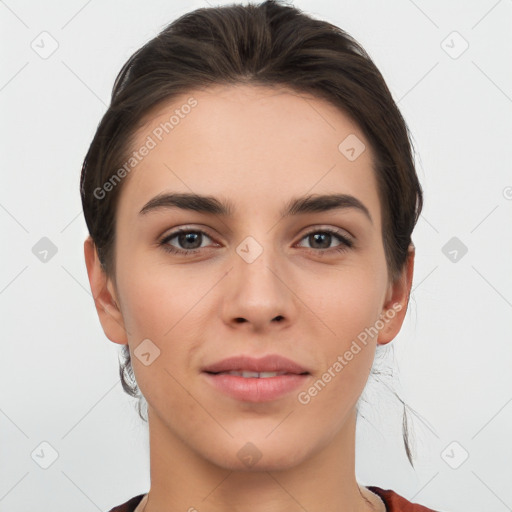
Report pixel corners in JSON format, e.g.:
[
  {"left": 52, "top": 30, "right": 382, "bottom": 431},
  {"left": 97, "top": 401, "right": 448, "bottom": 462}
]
[
  {"left": 83, "top": 236, "right": 128, "bottom": 345},
  {"left": 377, "top": 245, "right": 415, "bottom": 346}
]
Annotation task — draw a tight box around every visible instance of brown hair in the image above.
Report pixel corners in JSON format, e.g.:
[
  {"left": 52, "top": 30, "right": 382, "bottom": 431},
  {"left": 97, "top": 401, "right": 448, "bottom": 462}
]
[{"left": 80, "top": 0, "right": 423, "bottom": 465}]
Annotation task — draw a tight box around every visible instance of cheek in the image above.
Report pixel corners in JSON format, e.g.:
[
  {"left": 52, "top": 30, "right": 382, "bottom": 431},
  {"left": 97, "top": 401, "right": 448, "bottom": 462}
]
[
  {"left": 302, "top": 267, "right": 384, "bottom": 392},
  {"left": 118, "top": 253, "right": 209, "bottom": 336},
  {"left": 303, "top": 263, "right": 385, "bottom": 338},
  {"left": 116, "top": 261, "right": 210, "bottom": 393}
]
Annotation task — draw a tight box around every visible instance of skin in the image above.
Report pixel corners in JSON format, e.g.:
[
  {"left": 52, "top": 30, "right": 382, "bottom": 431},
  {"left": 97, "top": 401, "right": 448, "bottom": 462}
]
[{"left": 84, "top": 84, "right": 414, "bottom": 512}]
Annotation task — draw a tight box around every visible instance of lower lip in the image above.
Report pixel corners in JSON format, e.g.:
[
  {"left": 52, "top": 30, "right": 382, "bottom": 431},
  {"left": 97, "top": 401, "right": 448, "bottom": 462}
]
[{"left": 202, "top": 372, "right": 309, "bottom": 402}]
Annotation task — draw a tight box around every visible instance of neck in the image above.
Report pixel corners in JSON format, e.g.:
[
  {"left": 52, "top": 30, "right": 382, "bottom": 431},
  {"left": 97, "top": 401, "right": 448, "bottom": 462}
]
[{"left": 141, "top": 406, "right": 381, "bottom": 512}]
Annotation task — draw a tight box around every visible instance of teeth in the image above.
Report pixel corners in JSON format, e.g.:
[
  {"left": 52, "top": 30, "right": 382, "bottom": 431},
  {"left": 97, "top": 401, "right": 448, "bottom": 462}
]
[{"left": 225, "top": 370, "right": 287, "bottom": 378}]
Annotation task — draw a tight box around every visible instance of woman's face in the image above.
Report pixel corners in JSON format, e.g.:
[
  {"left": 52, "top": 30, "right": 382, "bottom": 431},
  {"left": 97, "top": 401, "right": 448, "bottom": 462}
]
[{"left": 86, "top": 84, "right": 412, "bottom": 471}]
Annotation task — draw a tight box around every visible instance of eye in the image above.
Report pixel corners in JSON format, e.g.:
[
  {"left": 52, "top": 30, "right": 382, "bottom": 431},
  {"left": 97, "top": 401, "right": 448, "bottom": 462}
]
[
  {"left": 296, "top": 228, "right": 353, "bottom": 254},
  {"left": 158, "top": 226, "right": 354, "bottom": 257},
  {"left": 159, "top": 228, "right": 216, "bottom": 256}
]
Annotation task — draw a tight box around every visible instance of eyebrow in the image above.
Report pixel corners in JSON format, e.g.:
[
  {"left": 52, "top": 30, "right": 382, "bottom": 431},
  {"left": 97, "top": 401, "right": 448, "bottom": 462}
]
[{"left": 138, "top": 192, "right": 373, "bottom": 224}]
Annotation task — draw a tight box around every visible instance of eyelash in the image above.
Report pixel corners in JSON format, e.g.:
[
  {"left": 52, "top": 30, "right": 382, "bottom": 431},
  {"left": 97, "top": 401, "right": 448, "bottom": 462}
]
[{"left": 159, "top": 227, "right": 354, "bottom": 257}]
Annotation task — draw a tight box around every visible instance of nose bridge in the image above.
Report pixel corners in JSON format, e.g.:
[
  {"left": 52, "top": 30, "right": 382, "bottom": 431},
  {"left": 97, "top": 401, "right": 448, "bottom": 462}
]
[
  {"left": 235, "top": 232, "right": 282, "bottom": 297},
  {"left": 222, "top": 231, "right": 292, "bottom": 327}
]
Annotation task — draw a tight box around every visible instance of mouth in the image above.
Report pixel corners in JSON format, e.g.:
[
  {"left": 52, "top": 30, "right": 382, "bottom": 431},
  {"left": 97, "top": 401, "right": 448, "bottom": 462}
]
[{"left": 201, "top": 354, "right": 311, "bottom": 402}]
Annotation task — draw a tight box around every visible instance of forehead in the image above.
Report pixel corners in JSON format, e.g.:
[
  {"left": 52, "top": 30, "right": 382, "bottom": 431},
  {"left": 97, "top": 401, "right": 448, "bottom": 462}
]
[{"left": 118, "top": 84, "right": 381, "bottom": 224}]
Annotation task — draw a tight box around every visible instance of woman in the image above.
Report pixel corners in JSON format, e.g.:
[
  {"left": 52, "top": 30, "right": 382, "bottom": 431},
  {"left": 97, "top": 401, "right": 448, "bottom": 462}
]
[{"left": 81, "top": 1, "right": 442, "bottom": 510}]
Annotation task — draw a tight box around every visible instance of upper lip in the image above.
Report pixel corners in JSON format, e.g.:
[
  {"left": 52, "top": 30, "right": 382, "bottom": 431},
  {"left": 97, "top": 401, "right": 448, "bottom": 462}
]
[{"left": 202, "top": 354, "right": 310, "bottom": 374}]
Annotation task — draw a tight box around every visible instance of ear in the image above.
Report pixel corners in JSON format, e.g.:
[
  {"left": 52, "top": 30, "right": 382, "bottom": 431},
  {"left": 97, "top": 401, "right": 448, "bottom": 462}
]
[
  {"left": 84, "top": 236, "right": 128, "bottom": 345},
  {"left": 377, "top": 244, "right": 415, "bottom": 346}
]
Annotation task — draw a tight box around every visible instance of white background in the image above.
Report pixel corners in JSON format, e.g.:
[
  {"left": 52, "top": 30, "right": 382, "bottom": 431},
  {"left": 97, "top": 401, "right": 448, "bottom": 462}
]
[{"left": 1, "top": 1, "right": 511, "bottom": 511}]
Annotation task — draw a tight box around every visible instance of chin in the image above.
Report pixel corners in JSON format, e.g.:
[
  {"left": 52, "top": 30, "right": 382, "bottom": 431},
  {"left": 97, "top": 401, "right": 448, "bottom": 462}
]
[{"left": 203, "top": 437, "right": 311, "bottom": 473}]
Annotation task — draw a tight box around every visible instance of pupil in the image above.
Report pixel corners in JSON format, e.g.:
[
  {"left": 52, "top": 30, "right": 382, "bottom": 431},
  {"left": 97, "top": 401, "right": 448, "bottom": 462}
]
[
  {"left": 311, "top": 233, "right": 330, "bottom": 249},
  {"left": 180, "top": 232, "right": 201, "bottom": 249}
]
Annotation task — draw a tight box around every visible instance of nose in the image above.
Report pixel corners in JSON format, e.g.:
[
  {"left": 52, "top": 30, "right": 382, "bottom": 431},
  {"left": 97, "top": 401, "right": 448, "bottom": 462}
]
[{"left": 220, "top": 239, "right": 296, "bottom": 332}]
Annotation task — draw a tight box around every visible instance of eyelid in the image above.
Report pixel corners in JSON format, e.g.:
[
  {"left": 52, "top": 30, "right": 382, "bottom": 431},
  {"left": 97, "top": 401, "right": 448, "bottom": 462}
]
[
  {"left": 297, "top": 227, "right": 354, "bottom": 251},
  {"left": 298, "top": 224, "right": 354, "bottom": 242},
  {"left": 159, "top": 225, "right": 218, "bottom": 247},
  {"left": 160, "top": 224, "right": 215, "bottom": 239},
  {"left": 303, "top": 223, "right": 351, "bottom": 235}
]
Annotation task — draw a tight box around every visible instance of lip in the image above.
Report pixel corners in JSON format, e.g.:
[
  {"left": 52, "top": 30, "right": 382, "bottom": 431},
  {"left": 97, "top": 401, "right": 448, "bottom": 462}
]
[
  {"left": 203, "top": 373, "right": 309, "bottom": 402},
  {"left": 201, "top": 354, "right": 310, "bottom": 374},
  {"left": 201, "top": 354, "right": 310, "bottom": 402}
]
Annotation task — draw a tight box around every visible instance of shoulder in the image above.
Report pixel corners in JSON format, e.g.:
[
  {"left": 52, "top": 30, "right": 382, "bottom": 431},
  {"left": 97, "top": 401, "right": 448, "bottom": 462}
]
[
  {"left": 367, "top": 486, "right": 443, "bottom": 512},
  {"left": 107, "top": 493, "right": 145, "bottom": 512}
]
